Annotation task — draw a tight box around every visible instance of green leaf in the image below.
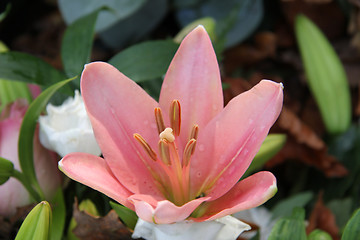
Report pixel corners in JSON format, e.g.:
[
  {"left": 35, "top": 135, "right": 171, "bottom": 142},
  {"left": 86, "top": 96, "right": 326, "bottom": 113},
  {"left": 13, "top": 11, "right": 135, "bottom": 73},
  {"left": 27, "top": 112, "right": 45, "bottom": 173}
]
[
  {"left": 176, "top": 0, "right": 263, "bottom": 48},
  {"left": 342, "top": 208, "right": 360, "bottom": 240},
  {"left": 18, "top": 77, "right": 75, "bottom": 198},
  {"left": 0, "top": 157, "right": 14, "bottom": 185},
  {"left": 243, "top": 134, "right": 286, "bottom": 177},
  {"left": 110, "top": 201, "right": 138, "bottom": 230},
  {"left": 58, "top": 0, "right": 146, "bottom": 32},
  {"left": 50, "top": 188, "right": 66, "bottom": 240},
  {"left": 0, "top": 80, "right": 32, "bottom": 112},
  {"left": 15, "top": 201, "right": 52, "bottom": 240},
  {"left": 61, "top": 9, "right": 99, "bottom": 80},
  {"left": 108, "top": 40, "right": 179, "bottom": 82},
  {"left": 271, "top": 191, "right": 313, "bottom": 219},
  {"left": 295, "top": 14, "right": 351, "bottom": 134},
  {"left": 268, "top": 208, "right": 307, "bottom": 240},
  {"left": 0, "top": 52, "right": 65, "bottom": 86}
]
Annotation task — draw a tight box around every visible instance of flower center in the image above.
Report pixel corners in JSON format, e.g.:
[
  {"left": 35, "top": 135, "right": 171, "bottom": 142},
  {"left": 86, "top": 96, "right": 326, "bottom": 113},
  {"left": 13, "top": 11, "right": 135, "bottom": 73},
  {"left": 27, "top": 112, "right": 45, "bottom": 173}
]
[{"left": 133, "top": 100, "right": 199, "bottom": 205}]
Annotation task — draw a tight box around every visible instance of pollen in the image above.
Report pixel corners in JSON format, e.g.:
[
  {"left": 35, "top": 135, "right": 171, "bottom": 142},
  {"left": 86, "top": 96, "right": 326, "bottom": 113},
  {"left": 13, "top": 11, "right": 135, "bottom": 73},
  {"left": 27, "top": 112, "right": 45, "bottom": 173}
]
[{"left": 159, "top": 127, "right": 175, "bottom": 142}]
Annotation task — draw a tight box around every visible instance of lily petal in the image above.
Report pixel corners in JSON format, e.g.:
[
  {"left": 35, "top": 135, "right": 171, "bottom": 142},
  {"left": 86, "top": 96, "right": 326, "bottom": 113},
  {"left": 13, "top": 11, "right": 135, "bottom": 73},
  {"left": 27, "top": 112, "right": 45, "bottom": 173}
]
[
  {"left": 159, "top": 26, "right": 223, "bottom": 142},
  {"left": 193, "top": 171, "right": 277, "bottom": 221},
  {"left": 129, "top": 194, "right": 210, "bottom": 224},
  {"left": 190, "top": 80, "right": 283, "bottom": 199},
  {"left": 81, "top": 62, "right": 164, "bottom": 197},
  {"left": 59, "top": 152, "right": 134, "bottom": 209}
]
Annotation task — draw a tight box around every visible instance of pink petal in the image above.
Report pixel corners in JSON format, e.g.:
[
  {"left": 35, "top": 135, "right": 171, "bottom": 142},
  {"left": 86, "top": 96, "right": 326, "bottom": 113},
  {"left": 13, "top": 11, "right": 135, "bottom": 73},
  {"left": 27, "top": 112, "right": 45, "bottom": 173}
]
[
  {"left": 0, "top": 115, "right": 30, "bottom": 216},
  {"left": 159, "top": 26, "right": 223, "bottom": 143},
  {"left": 33, "top": 126, "right": 61, "bottom": 200},
  {"left": 192, "top": 171, "right": 277, "bottom": 221},
  {"left": 81, "top": 62, "right": 164, "bottom": 197},
  {"left": 189, "top": 80, "right": 283, "bottom": 199},
  {"left": 129, "top": 194, "right": 210, "bottom": 224},
  {"left": 59, "top": 152, "right": 134, "bottom": 210}
]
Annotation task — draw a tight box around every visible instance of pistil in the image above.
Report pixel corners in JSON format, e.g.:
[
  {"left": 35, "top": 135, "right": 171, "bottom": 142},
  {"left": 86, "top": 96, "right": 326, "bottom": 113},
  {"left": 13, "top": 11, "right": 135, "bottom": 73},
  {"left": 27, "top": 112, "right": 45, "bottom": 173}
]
[{"left": 134, "top": 99, "right": 200, "bottom": 205}]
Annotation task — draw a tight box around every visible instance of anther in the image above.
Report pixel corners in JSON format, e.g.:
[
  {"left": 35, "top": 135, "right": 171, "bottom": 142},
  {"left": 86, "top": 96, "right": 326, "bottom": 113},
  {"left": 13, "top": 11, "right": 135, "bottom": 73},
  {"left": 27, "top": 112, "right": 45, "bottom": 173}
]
[
  {"left": 134, "top": 133, "right": 157, "bottom": 161},
  {"left": 158, "top": 139, "right": 171, "bottom": 166},
  {"left": 189, "top": 125, "right": 199, "bottom": 154},
  {"left": 183, "top": 139, "right": 196, "bottom": 167},
  {"left": 154, "top": 108, "right": 166, "bottom": 134},
  {"left": 170, "top": 100, "right": 181, "bottom": 136},
  {"left": 159, "top": 127, "right": 175, "bottom": 142}
]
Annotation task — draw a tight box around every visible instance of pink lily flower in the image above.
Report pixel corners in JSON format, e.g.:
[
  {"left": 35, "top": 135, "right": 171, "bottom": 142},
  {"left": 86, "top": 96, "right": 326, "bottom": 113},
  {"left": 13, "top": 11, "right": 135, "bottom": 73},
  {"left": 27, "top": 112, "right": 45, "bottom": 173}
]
[
  {"left": 59, "top": 26, "right": 283, "bottom": 224},
  {"left": 0, "top": 100, "right": 61, "bottom": 217}
]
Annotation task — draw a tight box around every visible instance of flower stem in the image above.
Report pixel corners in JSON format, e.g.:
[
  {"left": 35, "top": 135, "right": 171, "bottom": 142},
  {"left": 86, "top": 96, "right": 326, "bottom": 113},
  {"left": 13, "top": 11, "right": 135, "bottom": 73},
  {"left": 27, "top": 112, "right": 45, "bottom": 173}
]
[{"left": 12, "top": 169, "right": 42, "bottom": 202}]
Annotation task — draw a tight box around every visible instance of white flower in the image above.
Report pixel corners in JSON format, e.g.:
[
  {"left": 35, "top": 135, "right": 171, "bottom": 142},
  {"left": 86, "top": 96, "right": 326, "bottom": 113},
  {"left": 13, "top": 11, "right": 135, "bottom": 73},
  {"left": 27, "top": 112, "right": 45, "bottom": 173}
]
[
  {"left": 39, "top": 90, "right": 101, "bottom": 157},
  {"left": 132, "top": 216, "right": 251, "bottom": 240},
  {"left": 232, "top": 207, "right": 276, "bottom": 240}
]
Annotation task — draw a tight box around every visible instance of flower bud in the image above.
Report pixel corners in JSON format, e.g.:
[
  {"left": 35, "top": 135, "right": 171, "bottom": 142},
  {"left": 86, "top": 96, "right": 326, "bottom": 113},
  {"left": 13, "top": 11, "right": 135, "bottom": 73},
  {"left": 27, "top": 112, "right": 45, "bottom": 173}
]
[
  {"left": 0, "top": 100, "right": 61, "bottom": 217},
  {"left": 308, "top": 229, "right": 332, "bottom": 240},
  {"left": 15, "top": 201, "right": 52, "bottom": 240}
]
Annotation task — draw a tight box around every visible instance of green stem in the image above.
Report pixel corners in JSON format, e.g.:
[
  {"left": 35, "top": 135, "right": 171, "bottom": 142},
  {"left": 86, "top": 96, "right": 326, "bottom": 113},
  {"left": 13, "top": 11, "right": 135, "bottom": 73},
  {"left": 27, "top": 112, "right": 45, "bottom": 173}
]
[{"left": 12, "top": 169, "right": 42, "bottom": 202}]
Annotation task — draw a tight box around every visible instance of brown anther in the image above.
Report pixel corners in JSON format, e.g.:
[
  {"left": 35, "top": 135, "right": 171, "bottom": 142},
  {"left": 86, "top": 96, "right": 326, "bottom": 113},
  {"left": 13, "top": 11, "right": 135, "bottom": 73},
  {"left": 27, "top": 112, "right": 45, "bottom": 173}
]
[
  {"left": 134, "top": 133, "right": 157, "bottom": 161},
  {"left": 158, "top": 139, "right": 171, "bottom": 166},
  {"left": 189, "top": 124, "right": 199, "bottom": 140},
  {"left": 170, "top": 100, "right": 181, "bottom": 136},
  {"left": 183, "top": 139, "right": 196, "bottom": 167},
  {"left": 154, "top": 108, "right": 166, "bottom": 134},
  {"left": 189, "top": 125, "right": 199, "bottom": 154}
]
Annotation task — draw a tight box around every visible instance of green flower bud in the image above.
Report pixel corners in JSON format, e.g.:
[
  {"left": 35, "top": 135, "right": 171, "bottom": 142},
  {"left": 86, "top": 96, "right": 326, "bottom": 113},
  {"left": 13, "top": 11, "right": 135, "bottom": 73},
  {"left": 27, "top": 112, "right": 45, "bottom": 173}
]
[
  {"left": 295, "top": 15, "right": 351, "bottom": 135},
  {"left": 244, "top": 134, "right": 286, "bottom": 177},
  {"left": 308, "top": 229, "right": 333, "bottom": 240},
  {"left": 15, "top": 201, "right": 52, "bottom": 240},
  {"left": 174, "top": 17, "right": 216, "bottom": 44}
]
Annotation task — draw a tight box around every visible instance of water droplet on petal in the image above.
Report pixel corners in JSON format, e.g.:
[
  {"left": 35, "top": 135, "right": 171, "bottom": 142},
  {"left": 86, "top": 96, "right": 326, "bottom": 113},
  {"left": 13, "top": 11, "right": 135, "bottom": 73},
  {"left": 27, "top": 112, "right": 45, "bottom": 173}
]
[{"left": 198, "top": 144, "right": 205, "bottom": 152}]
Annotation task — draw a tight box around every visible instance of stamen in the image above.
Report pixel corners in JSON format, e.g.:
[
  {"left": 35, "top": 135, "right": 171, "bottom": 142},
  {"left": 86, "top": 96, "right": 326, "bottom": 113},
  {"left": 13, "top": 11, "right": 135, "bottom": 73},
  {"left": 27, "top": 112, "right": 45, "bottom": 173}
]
[
  {"left": 189, "top": 125, "right": 199, "bottom": 154},
  {"left": 158, "top": 139, "right": 171, "bottom": 166},
  {"left": 170, "top": 100, "right": 181, "bottom": 136},
  {"left": 154, "top": 108, "right": 166, "bottom": 134},
  {"left": 159, "top": 127, "right": 175, "bottom": 142},
  {"left": 183, "top": 139, "right": 196, "bottom": 167},
  {"left": 133, "top": 133, "right": 157, "bottom": 161}
]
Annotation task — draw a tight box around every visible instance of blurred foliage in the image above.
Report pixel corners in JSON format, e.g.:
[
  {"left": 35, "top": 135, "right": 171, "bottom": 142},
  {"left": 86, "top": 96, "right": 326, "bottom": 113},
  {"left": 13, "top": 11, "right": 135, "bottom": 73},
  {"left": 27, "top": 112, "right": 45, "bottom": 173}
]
[{"left": 0, "top": 0, "right": 359, "bottom": 239}]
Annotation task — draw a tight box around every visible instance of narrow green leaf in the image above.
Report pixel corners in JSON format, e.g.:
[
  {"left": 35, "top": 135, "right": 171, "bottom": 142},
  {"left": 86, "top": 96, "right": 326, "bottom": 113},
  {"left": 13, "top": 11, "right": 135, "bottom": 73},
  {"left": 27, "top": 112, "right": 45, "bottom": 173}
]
[
  {"left": 15, "top": 201, "right": 52, "bottom": 240},
  {"left": 50, "top": 188, "right": 66, "bottom": 240},
  {"left": 342, "top": 208, "right": 360, "bottom": 240},
  {"left": 295, "top": 14, "right": 351, "bottom": 134},
  {"left": 268, "top": 208, "right": 307, "bottom": 240},
  {"left": 0, "top": 157, "right": 14, "bottom": 185},
  {"left": 108, "top": 40, "right": 179, "bottom": 82},
  {"left": 0, "top": 51, "right": 65, "bottom": 86},
  {"left": 18, "top": 77, "right": 75, "bottom": 198},
  {"left": 61, "top": 9, "right": 99, "bottom": 80},
  {"left": 110, "top": 201, "right": 138, "bottom": 230}
]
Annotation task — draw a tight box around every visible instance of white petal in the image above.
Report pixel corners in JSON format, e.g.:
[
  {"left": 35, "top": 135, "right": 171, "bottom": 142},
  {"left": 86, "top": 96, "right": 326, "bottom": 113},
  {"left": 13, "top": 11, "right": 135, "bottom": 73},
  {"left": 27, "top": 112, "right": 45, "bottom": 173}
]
[
  {"left": 38, "top": 90, "right": 101, "bottom": 157},
  {"left": 132, "top": 216, "right": 250, "bottom": 240},
  {"left": 233, "top": 207, "right": 276, "bottom": 240}
]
